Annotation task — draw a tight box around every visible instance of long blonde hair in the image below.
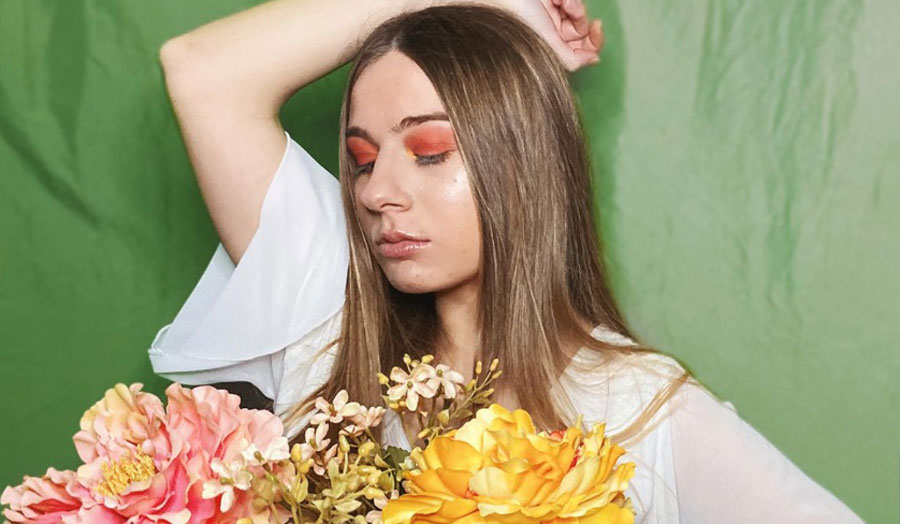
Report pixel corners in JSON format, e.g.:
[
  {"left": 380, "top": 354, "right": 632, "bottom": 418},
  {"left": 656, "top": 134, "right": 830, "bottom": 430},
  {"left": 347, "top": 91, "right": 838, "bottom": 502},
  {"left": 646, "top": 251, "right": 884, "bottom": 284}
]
[{"left": 282, "top": 3, "right": 698, "bottom": 447}]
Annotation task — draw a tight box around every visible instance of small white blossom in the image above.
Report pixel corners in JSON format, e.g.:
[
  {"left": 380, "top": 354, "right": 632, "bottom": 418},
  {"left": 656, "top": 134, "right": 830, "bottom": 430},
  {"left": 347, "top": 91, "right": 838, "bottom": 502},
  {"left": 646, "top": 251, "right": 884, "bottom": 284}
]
[
  {"left": 304, "top": 422, "right": 331, "bottom": 451},
  {"left": 386, "top": 363, "right": 439, "bottom": 411},
  {"left": 310, "top": 389, "right": 362, "bottom": 425},
  {"left": 366, "top": 489, "right": 399, "bottom": 524},
  {"left": 202, "top": 456, "right": 253, "bottom": 512},
  {"left": 311, "top": 443, "right": 339, "bottom": 476},
  {"left": 433, "top": 363, "right": 466, "bottom": 399},
  {"left": 341, "top": 406, "right": 386, "bottom": 437},
  {"left": 240, "top": 436, "right": 291, "bottom": 466}
]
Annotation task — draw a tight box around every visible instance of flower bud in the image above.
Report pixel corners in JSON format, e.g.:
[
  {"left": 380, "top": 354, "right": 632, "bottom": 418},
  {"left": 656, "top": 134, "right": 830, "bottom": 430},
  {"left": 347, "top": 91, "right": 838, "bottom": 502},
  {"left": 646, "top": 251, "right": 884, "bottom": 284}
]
[
  {"left": 374, "top": 454, "right": 389, "bottom": 468},
  {"left": 349, "top": 475, "right": 363, "bottom": 492},
  {"left": 437, "top": 409, "right": 450, "bottom": 426},
  {"left": 339, "top": 434, "right": 351, "bottom": 453},
  {"left": 367, "top": 471, "right": 381, "bottom": 485},
  {"left": 378, "top": 471, "right": 395, "bottom": 491},
  {"left": 490, "top": 358, "right": 499, "bottom": 371},
  {"left": 291, "top": 443, "right": 304, "bottom": 463},
  {"left": 358, "top": 441, "right": 376, "bottom": 458},
  {"left": 417, "top": 427, "right": 430, "bottom": 440},
  {"left": 377, "top": 373, "right": 389, "bottom": 385},
  {"left": 475, "top": 360, "right": 483, "bottom": 375},
  {"left": 363, "top": 485, "right": 385, "bottom": 500},
  {"left": 421, "top": 354, "right": 434, "bottom": 364},
  {"left": 403, "top": 353, "right": 412, "bottom": 366}
]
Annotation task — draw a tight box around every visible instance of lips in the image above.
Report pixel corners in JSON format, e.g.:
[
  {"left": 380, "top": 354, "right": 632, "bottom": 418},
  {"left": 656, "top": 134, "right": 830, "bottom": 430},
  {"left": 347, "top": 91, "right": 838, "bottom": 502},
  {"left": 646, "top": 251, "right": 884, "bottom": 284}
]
[
  {"left": 376, "top": 230, "right": 428, "bottom": 245},
  {"left": 375, "top": 229, "right": 430, "bottom": 258}
]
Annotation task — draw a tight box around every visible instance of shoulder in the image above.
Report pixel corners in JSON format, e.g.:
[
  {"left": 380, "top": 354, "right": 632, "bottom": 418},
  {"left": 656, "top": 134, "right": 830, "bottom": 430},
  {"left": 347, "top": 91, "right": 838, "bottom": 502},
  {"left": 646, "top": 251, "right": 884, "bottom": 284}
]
[
  {"left": 563, "top": 329, "right": 694, "bottom": 435},
  {"left": 571, "top": 326, "right": 690, "bottom": 396}
]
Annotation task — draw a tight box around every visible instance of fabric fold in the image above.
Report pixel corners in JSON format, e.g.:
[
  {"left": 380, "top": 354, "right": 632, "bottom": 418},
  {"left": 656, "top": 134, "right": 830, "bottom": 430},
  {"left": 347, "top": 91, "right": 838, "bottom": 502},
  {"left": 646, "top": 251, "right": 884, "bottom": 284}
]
[{"left": 148, "top": 130, "right": 350, "bottom": 400}]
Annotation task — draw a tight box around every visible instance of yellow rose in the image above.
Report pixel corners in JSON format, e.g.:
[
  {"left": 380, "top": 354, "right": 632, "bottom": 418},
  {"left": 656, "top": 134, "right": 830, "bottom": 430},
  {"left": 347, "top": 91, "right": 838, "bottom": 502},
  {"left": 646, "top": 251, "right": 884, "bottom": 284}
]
[{"left": 382, "top": 404, "right": 635, "bottom": 524}]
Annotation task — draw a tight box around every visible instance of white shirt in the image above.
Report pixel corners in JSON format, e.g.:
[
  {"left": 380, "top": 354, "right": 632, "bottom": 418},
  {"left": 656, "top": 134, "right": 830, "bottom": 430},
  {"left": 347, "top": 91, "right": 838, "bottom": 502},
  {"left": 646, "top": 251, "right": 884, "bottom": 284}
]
[{"left": 148, "top": 130, "right": 864, "bottom": 523}]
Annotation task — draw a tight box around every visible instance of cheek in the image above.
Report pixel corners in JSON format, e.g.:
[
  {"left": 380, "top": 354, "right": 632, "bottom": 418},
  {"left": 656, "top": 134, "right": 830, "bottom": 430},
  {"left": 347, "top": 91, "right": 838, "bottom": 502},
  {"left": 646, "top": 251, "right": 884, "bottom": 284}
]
[
  {"left": 438, "top": 168, "right": 477, "bottom": 214},
  {"left": 432, "top": 169, "right": 480, "bottom": 249}
]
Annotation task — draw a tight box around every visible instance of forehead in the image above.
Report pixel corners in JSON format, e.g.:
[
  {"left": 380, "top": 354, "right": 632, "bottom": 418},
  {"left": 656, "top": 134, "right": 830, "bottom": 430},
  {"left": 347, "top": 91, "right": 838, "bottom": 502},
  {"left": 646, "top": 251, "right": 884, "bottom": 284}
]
[{"left": 348, "top": 50, "right": 447, "bottom": 134}]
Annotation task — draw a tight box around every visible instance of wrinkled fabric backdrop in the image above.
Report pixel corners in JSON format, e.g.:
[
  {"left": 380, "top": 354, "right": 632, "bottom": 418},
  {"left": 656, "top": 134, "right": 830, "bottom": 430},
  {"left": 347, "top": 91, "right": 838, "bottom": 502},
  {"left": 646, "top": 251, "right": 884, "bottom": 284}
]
[{"left": 0, "top": 1, "right": 896, "bottom": 521}]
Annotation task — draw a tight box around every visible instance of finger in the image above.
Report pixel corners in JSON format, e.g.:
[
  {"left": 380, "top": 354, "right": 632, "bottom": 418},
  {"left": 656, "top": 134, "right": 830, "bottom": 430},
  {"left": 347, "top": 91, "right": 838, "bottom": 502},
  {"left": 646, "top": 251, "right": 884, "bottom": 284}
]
[
  {"left": 559, "top": 19, "right": 584, "bottom": 42},
  {"left": 572, "top": 47, "right": 600, "bottom": 68},
  {"left": 561, "top": 0, "right": 590, "bottom": 35},
  {"left": 588, "top": 19, "right": 603, "bottom": 49}
]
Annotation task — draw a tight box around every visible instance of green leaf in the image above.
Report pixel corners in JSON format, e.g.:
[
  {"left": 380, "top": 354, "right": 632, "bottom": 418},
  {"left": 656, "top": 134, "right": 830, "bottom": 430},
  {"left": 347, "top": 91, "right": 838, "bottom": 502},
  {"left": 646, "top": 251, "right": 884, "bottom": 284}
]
[{"left": 382, "top": 445, "right": 410, "bottom": 470}]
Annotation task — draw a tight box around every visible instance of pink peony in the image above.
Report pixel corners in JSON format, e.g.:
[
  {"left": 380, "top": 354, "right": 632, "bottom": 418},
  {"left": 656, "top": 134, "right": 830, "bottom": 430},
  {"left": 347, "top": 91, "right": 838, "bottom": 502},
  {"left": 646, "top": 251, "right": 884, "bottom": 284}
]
[
  {"left": 2, "top": 382, "right": 292, "bottom": 524},
  {"left": 2, "top": 467, "right": 87, "bottom": 524}
]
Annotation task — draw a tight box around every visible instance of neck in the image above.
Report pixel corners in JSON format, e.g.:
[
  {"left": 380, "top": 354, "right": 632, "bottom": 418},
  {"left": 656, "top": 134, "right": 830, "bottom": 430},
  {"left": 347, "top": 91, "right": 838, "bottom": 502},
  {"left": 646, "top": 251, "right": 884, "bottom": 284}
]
[{"left": 433, "top": 276, "right": 481, "bottom": 382}]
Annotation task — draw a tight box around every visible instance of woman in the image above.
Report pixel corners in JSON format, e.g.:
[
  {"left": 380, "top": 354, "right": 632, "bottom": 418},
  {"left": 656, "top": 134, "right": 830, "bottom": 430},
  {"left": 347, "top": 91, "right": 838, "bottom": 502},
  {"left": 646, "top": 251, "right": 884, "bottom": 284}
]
[{"left": 151, "top": 0, "right": 864, "bottom": 521}]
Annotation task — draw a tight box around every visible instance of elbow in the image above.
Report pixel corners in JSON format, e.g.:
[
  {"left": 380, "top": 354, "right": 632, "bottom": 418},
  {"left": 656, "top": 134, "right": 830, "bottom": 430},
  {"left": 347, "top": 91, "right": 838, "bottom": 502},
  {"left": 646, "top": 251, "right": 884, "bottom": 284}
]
[
  {"left": 158, "top": 37, "right": 194, "bottom": 77},
  {"left": 158, "top": 37, "right": 209, "bottom": 100},
  {"left": 159, "top": 34, "right": 211, "bottom": 82}
]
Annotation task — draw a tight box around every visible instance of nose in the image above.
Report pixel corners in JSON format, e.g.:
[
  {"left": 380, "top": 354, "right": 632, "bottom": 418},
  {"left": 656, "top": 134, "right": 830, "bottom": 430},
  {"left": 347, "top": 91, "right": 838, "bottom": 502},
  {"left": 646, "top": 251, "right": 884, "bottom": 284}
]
[{"left": 356, "top": 146, "right": 412, "bottom": 212}]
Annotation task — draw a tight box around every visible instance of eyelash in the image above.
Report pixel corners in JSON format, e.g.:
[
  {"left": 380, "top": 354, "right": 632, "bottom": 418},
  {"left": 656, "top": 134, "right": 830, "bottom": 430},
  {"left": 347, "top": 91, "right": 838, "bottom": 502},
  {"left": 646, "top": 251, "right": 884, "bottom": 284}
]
[{"left": 352, "top": 151, "right": 452, "bottom": 176}]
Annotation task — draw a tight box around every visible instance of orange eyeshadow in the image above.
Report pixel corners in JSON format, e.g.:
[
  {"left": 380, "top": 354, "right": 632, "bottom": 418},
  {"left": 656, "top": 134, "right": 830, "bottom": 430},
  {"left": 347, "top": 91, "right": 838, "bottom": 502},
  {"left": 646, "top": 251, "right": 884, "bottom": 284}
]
[
  {"left": 403, "top": 126, "right": 458, "bottom": 156},
  {"left": 346, "top": 136, "right": 378, "bottom": 164}
]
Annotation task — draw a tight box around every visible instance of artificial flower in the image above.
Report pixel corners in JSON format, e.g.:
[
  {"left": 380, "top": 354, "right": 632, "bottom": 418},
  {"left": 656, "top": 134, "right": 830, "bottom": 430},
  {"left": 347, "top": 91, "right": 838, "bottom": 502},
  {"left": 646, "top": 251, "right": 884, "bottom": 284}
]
[
  {"left": 382, "top": 404, "right": 636, "bottom": 524},
  {"left": 386, "top": 363, "right": 439, "bottom": 411}
]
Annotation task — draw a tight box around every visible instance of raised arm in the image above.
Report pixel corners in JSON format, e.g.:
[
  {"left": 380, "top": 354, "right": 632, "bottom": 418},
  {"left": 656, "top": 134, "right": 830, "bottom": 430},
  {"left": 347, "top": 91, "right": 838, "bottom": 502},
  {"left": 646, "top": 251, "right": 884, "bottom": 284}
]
[
  {"left": 156, "top": 0, "right": 604, "bottom": 265},
  {"left": 157, "top": 0, "right": 429, "bottom": 264}
]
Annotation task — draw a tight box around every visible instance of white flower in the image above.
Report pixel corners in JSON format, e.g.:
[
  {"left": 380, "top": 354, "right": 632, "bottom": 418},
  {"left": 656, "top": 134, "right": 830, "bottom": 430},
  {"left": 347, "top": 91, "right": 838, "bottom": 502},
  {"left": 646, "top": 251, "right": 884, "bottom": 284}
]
[
  {"left": 433, "top": 363, "right": 465, "bottom": 399},
  {"left": 310, "top": 389, "right": 361, "bottom": 426},
  {"left": 240, "top": 436, "right": 291, "bottom": 466},
  {"left": 301, "top": 423, "right": 341, "bottom": 475},
  {"left": 304, "top": 422, "right": 331, "bottom": 451},
  {"left": 202, "top": 457, "right": 253, "bottom": 512},
  {"left": 365, "top": 489, "right": 399, "bottom": 524},
  {"left": 341, "top": 406, "right": 386, "bottom": 437},
  {"left": 386, "top": 363, "right": 439, "bottom": 411},
  {"left": 309, "top": 443, "right": 339, "bottom": 476}
]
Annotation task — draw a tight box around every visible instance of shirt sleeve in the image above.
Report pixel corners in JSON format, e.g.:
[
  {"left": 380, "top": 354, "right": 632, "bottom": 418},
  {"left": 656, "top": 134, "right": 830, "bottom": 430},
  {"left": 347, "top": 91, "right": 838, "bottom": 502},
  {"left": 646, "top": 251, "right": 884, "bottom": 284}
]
[
  {"left": 667, "top": 382, "right": 865, "bottom": 523},
  {"left": 147, "top": 129, "right": 349, "bottom": 401}
]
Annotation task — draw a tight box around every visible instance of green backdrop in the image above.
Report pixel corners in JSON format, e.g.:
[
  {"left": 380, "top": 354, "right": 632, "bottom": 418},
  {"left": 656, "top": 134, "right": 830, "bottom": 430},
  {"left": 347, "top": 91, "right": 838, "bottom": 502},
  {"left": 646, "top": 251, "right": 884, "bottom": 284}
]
[{"left": 1, "top": 1, "right": 895, "bottom": 521}]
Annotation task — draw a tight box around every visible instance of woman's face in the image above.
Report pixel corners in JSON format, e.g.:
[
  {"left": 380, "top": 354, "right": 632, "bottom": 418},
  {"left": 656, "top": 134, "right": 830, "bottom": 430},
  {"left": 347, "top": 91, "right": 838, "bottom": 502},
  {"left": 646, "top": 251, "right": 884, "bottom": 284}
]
[{"left": 347, "top": 50, "right": 481, "bottom": 295}]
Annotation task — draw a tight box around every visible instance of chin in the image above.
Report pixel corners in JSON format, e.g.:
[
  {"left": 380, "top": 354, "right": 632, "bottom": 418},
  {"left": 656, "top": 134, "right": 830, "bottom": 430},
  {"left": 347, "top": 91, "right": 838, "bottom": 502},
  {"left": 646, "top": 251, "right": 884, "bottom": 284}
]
[{"left": 383, "top": 273, "right": 440, "bottom": 295}]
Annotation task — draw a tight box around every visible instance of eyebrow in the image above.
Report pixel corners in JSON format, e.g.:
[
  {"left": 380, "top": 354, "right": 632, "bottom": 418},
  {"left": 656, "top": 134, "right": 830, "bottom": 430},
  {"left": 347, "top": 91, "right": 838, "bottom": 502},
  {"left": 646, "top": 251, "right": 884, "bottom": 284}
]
[{"left": 345, "top": 111, "right": 450, "bottom": 144}]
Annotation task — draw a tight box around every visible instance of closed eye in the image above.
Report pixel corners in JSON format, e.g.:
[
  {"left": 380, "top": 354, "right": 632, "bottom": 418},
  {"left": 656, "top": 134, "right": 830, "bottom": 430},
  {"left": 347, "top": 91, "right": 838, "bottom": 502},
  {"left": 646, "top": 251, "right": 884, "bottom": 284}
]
[{"left": 353, "top": 151, "right": 452, "bottom": 176}]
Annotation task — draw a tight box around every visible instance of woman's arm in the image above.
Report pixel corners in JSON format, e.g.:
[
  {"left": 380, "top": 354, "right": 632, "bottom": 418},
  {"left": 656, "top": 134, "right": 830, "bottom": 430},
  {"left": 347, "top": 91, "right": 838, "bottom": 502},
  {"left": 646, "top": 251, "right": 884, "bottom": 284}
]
[
  {"left": 668, "top": 383, "right": 865, "bottom": 522},
  {"left": 156, "top": 0, "right": 601, "bottom": 265},
  {"left": 157, "top": 0, "right": 430, "bottom": 264}
]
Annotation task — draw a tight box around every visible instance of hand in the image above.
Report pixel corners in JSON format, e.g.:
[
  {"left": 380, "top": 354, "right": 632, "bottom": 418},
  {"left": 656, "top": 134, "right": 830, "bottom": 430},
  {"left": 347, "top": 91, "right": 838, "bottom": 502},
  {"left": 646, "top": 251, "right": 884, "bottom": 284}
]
[{"left": 496, "top": 0, "right": 606, "bottom": 72}]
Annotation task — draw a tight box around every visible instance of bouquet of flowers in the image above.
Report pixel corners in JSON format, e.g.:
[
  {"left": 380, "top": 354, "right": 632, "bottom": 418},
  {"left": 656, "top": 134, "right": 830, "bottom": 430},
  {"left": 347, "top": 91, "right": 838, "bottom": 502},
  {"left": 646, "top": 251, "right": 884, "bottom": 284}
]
[{"left": 2, "top": 356, "right": 636, "bottom": 524}]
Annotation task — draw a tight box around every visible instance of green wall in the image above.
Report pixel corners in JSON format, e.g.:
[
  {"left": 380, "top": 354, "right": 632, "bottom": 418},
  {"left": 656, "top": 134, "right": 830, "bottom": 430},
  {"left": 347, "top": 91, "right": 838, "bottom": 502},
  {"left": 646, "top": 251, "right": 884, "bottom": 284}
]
[{"left": 1, "top": 1, "right": 895, "bottom": 521}]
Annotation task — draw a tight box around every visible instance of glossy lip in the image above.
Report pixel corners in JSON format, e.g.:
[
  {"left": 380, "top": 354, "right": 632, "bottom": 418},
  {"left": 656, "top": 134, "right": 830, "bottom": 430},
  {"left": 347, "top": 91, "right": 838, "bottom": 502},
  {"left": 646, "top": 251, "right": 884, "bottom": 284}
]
[
  {"left": 376, "top": 230, "right": 429, "bottom": 245},
  {"left": 375, "top": 230, "right": 430, "bottom": 259}
]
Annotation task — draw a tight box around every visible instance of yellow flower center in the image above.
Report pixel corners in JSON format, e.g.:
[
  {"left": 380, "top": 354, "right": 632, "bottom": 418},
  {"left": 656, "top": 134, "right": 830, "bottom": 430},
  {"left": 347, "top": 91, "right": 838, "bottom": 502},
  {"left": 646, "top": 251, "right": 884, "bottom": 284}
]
[{"left": 94, "top": 447, "right": 157, "bottom": 499}]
